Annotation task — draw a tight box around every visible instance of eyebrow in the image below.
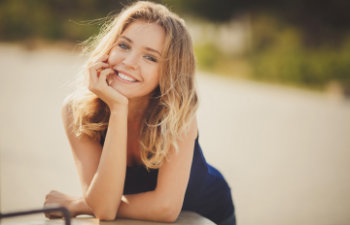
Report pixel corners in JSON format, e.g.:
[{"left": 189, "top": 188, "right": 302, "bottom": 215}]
[{"left": 120, "top": 35, "right": 161, "bottom": 56}]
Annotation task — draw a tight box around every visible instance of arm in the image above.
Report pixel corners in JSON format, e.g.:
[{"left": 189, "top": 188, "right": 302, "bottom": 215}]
[
  {"left": 63, "top": 58, "right": 129, "bottom": 220},
  {"left": 116, "top": 118, "right": 198, "bottom": 222},
  {"left": 61, "top": 97, "right": 128, "bottom": 220},
  {"left": 48, "top": 115, "right": 197, "bottom": 222}
]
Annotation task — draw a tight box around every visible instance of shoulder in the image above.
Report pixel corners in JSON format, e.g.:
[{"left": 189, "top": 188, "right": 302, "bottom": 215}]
[
  {"left": 61, "top": 94, "right": 75, "bottom": 128},
  {"left": 180, "top": 116, "right": 198, "bottom": 142},
  {"left": 170, "top": 116, "right": 197, "bottom": 156}
]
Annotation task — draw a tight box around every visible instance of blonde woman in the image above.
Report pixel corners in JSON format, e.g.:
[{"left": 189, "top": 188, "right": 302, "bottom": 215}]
[{"left": 44, "top": 1, "right": 235, "bottom": 225}]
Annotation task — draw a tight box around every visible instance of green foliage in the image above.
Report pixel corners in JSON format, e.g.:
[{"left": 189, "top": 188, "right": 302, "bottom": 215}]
[
  {"left": 1, "top": 0, "right": 349, "bottom": 93},
  {"left": 194, "top": 42, "right": 250, "bottom": 78},
  {"left": 193, "top": 15, "right": 350, "bottom": 93},
  {"left": 194, "top": 43, "right": 224, "bottom": 71},
  {"left": 0, "top": 0, "right": 117, "bottom": 41},
  {"left": 249, "top": 18, "right": 350, "bottom": 91}
]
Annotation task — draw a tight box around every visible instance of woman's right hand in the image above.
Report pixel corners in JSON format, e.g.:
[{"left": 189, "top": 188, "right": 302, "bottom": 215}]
[
  {"left": 88, "top": 55, "right": 128, "bottom": 111},
  {"left": 44, "top": 190, "right": 93, "bottom": 218}
]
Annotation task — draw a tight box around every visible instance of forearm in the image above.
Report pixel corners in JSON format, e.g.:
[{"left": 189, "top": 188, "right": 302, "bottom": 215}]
[
  {"left": 70, "top": 192, "right": 169, "bottom": 221},
  {"left": 85, "top": 108, "right": 128, "bottom": 220},
  {"left": 71, "top": 197, "right": 94, "bottom": 216},
  {"left": 72, "top": 188, "right": 178, "bottom": 222},
  {"left": 117, "top": 191, "right": 178, "bottom": 223}
]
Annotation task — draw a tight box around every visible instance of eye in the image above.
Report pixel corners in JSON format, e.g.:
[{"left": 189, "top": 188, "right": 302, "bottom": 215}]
[
  {"left": 144, "top": 54, "right": 158, "bottom": 63},
  {"left": 118, "top": 42, "right": 129, "bottom": 50}
]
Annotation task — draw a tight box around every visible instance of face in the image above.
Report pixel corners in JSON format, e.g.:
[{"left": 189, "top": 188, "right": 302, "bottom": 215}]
[{"left": 107, "top": 20, "right": 165, "bottom": 100}]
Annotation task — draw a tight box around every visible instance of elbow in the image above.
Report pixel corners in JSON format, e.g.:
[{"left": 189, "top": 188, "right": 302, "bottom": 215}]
[
  {"left": 163, "top": 214, "right": 179, "bottom": 223},
  {"left": 94, "top": 210, "right": 116, "bottom": 221},
  {"left": 156, "top": 202, "right": 181, "bottom": 223},
  {"left": 91, "top": 205, "right": 117, "bottom": 221},
  {"left": 84, "top": 196, "right": 117, "bottom": 221}
]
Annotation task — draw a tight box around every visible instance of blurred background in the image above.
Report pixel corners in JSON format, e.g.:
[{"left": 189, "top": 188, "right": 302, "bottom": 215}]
[
  {"left": 1, "top": 0, "right": 350, "bottom": 225},
  {"left": 1, "top": 0, "right": 350, "bottom": 95}
]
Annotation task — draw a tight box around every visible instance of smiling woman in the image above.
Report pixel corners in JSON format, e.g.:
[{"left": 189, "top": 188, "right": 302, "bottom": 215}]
[
  {"left": 106, "top": 21, "right": 164, "bottom": 99},
  {"left": 43, "top": 1, "right": 236, "bottom": 225}
]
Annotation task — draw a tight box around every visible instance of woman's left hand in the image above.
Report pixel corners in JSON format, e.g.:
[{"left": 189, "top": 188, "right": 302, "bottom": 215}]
[{"left": 44, "top": 190, "right": 79, "bottom": 218}]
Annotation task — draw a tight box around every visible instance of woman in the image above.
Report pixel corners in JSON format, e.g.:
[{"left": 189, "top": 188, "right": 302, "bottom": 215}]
[{"left": 44, "top": 1, "right": 236, "bottom": 224}]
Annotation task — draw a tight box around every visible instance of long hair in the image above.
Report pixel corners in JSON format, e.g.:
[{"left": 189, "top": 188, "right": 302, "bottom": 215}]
[{"left": 69, "top": 1, "right": 198, "bottom": 169}]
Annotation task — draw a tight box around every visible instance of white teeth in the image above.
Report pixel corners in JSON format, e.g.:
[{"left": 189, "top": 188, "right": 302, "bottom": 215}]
[{"left": 118, "top": 72, "right": 136, "bottom": 82}]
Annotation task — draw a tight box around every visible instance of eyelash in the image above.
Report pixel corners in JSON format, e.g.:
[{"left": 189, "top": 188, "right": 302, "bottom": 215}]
[
  {"left": 118, "top": 42, "right": 129, "bottom": 50},
  {"left": 144, "top": 55, "right": 157, "bottom": 62},
  {"left": 117, "top": 42, "right": 158, "bottom": 63}
]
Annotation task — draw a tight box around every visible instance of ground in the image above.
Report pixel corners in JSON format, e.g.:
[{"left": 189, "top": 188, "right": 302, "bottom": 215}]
[{"left": 1, "top": 44, "right": 350, "bottom": 225}]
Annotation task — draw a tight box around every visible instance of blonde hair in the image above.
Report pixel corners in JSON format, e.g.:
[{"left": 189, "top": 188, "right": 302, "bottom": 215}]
[{"left": 69, "top": 1, "right": 198, "bottom": 169}]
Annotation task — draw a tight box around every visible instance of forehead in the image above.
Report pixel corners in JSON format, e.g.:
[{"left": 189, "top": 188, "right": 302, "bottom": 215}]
[{"left": 121, "top": 20, "right": 166, "bottom": 53}]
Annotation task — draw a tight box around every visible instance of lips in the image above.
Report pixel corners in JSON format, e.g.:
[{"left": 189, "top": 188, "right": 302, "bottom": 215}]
[{"left": 113, "top": 69, "right": 139, "bottom": 83}]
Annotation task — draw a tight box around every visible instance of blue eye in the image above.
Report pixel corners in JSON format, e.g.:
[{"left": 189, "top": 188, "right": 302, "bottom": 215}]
[
  {"left": 118, "top": 43, "right": 129, "bottom": 50},
  {"left": 144, "top": 55, "right": 158, "bottom": 62}
]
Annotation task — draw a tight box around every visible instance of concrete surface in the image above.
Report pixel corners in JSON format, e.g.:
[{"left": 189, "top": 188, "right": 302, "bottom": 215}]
[
  {"left": 1, "top": 211, "right": 215, "bottom": 225},
  {"left": 1, "top": 44, "right": 350, "bottom": 225}
]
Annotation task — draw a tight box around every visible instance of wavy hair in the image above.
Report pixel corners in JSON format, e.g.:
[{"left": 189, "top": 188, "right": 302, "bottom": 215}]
[{"left": 69, "top": 1, "right": 198, "bottom": 169}]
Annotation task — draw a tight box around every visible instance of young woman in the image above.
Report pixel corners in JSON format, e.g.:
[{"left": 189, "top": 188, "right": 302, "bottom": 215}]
[{"left": 44, "top": 1, "right": 235, "bottom": 224}]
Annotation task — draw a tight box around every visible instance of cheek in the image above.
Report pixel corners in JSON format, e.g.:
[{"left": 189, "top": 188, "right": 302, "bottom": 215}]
[
  {"left": 151, "top": 71, "right": 161, "bottom": 88},
  {"left": 143, "top": 70, "right": 160, "bottom": 91},
  {"left": 108, "top": 49, "right": 121, "bottom": 64},
  {"left": 148, "top": 66, "right": 161, "bottom": 83}
]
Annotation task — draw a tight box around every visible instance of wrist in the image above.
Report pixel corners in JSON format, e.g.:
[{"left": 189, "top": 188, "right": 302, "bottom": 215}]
[
  {"left": 108, "top": 95, "right": 129, "bottom": 112},
  {"left": 110, "top": 104, "right": 128, "bottom": 116}
]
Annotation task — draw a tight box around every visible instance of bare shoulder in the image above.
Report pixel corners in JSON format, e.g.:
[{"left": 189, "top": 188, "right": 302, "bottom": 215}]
[
  {"left": 61, "top": 94, "right": 102, "bottom": 153},
  {"left": 170, "top": 116, "right": 198, "bottom": 156},
  {"left": 61, "top": 94, "right": 80, "bottom": 140},
  {"left": 61, "top": 94, "right": 74, "bottom": 126},
  {"left": 180, "top": 116, "right": 198, "bottom": 141}
]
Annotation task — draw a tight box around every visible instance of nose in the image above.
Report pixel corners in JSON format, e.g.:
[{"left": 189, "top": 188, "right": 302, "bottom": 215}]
[{"left": 122, "top": 52, "right": 139, "bottom": 70}]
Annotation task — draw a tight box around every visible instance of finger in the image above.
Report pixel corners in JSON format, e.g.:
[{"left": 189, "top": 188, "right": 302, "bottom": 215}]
[
  {"left": 45, "top": 212, "right": 62, "bottom": 219},
  {"left": 45, "top": 212, "right": 60, "bottom": 219},
  {"left": 90, "top": 62, "right": 110, "bottom": 72},
  {"left": 98, "top": 68, "right": 115, "bottom": 86},
  {"left": 45, "top": 212, "right": 50, "bottom": 219},
  {"left": 48, "top": 212, "right": 63, "bottom": 219},
  {"left": 89, "top": 63, "right": 108, "bottom": 85},
  {"left": 89, "top": 68, "right": 114, "bottom": 93},
  {"left": 97, "top": 54, "right": 109, "bottom": 63},
  {"left": 107, "top": 74, "right": 113, "bottom": 86},
  {"left": 89, "top": 62, "right": 110, "bottom": 83}
]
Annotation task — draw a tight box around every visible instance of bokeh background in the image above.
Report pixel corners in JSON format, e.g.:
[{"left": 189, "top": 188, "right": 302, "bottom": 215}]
[
  {"left": 1, "top": 0, "right": 350, "bottom": 225},
  {"left": 1, "top": 0, "right": 350, "bottom": 95}
]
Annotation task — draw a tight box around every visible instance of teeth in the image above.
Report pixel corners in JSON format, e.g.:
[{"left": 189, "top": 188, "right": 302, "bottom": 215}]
[{"left": 118, "top": 72, "right": 136, "bottom": 82}]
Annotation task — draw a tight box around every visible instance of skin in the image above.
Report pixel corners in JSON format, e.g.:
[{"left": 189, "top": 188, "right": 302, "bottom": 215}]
[{"left": 44, "top": 20, "right": 198, "bottom": 222}]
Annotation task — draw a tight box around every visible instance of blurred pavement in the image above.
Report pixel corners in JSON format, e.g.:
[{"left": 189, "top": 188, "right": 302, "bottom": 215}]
[{"left": 1, "top": 44, "right": 350, "bottom": 225}]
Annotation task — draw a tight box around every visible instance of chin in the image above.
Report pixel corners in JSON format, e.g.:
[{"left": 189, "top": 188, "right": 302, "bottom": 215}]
[
  {"left": 109, "top": 84, "right": 135, "bottom": 100},
  {"left": 110, "top": 82, "right": 156, "bottom": 101}
]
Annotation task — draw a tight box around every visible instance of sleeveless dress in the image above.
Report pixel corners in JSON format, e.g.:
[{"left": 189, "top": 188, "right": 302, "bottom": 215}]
[{"left": 121, "top": 136, "right": 236, "bottom": 224}]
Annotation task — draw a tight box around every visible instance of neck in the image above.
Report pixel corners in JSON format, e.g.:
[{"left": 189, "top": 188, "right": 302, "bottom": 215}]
[{"left": 127, "top": 96, "right": 150, "bottom": 125}]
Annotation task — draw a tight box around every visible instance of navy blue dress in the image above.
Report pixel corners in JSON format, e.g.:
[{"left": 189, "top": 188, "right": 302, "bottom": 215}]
[{"left": 122, "top": 136, "right": 235, "bottom": 224}]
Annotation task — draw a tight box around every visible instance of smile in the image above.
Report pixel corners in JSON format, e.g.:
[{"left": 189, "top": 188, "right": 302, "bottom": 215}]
[{"left": 114, "top": 70, "right": 138, "bottom": 83}]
